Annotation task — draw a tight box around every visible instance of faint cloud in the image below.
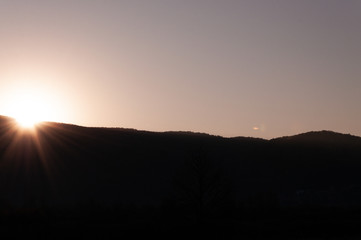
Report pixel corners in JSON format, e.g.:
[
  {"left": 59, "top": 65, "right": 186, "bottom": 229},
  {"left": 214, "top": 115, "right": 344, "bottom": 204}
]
[{"left": 253, "top": 124, "right": 266, "bottom": 132}]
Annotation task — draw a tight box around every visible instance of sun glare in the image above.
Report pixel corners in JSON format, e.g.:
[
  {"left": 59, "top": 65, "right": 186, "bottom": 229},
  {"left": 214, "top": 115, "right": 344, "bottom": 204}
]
[
  {"left": 15, "top": 112, "right": 41, "bottom": 128},
  {"left": 0, "top": 84, "right": 62, "bottom": 129},
  {"left": 10, "top": 94, "right": 47, "bottom": 128}
]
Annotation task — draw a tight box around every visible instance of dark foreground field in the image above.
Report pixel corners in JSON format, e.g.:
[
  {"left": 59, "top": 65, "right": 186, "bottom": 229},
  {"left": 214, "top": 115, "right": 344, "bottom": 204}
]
[{"left": 1, "top": 115, "right": 361, "bottom": 239}]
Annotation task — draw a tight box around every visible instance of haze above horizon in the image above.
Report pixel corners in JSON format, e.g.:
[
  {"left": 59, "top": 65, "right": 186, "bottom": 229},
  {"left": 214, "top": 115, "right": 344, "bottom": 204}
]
[{"left": 1, "top": 0, "right": 360, "bottom": 139}]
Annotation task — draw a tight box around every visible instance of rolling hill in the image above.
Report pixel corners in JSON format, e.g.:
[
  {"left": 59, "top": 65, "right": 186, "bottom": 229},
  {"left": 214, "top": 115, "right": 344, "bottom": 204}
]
[{"left": 1, "top": 115, "right": 361, "bottom": 238}]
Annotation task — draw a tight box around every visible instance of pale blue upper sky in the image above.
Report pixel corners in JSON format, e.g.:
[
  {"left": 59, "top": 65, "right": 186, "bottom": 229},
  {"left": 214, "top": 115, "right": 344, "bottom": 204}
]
[{"left": 0, "top": 0, "right": 360, "bottom": 138}]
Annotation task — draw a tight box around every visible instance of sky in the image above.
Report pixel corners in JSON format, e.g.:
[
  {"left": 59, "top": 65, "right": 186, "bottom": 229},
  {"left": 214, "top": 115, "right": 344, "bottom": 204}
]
[{"left": 0, "top": 0, "right": 360, "bottom": 139}]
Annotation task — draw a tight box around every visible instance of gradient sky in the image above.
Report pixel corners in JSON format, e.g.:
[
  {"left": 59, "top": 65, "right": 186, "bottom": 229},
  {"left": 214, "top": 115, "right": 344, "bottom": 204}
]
[{"left": 0, "top": 0, "right": 360, "bottom": 139}]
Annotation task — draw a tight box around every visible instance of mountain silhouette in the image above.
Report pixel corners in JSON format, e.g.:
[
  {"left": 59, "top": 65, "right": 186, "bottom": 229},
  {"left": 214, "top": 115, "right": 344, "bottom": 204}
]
[
  {"left": 272, "top": 130, "right": 361, "bottom": 146},
  {"left": 1, "top": 115, "right": 361, "bottom": 239}
]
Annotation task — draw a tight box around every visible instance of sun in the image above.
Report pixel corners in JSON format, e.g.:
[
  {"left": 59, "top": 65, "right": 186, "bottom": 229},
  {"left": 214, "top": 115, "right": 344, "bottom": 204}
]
[
  {"left": 16, "top": 116, "right": 39, "bottom": 128},
  {"left": 0, "top": 85, "right": 60, "bottom": 129},
  {"left": 9, "top": 94, "right": 48, "bottom": 128},
  {"left": 14, "top": 109, "right": 42, "bottom": 128}
]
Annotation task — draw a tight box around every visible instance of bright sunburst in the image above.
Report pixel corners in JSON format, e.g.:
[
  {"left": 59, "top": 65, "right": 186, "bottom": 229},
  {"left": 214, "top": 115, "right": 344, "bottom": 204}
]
[
  {"left": 8, "top": 93, "right": 48, "bottom": 128},
  {"left": 12, "top": 101, "right": 43, "bottom": 128},
  {"left": 1, "top": 83, "right": 61, "bottom": 129}
]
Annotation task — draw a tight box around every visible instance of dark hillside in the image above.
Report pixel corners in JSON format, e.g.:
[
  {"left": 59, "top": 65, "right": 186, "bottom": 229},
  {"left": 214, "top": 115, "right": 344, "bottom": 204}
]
[
  {"left": 272, "top": 130, "right": 361, "bottom": 147},
  {"left": 1, "top": 115, "right": 361, "bottom": 238}
]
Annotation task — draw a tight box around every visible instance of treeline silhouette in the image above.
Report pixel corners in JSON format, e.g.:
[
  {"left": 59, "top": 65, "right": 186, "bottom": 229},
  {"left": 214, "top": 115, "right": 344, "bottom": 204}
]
[{"left": 1, "top": 115, "right": 361, "bottom": 239}]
